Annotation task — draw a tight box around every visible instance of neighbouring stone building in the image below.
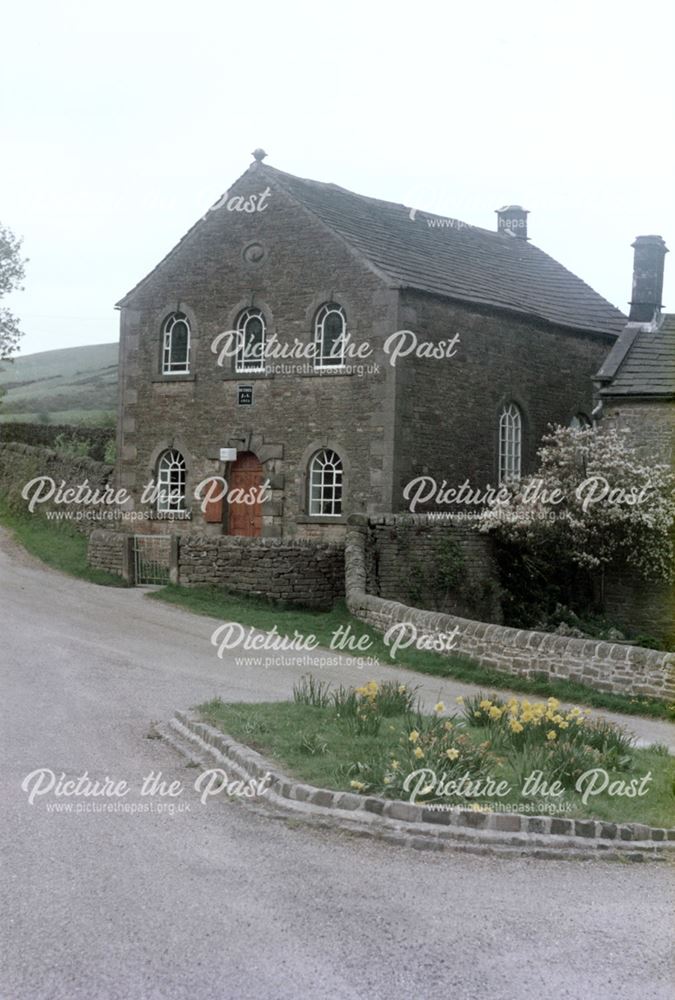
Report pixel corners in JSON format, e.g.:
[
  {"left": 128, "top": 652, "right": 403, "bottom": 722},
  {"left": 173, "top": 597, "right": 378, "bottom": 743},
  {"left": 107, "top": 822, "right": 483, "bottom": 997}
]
[
  {"left": 114, "top": 150, "right": 625, "bottom": 540},
  {"left": 594, "top": 235, "right": 674, "bottom": 645},
  {"left": 595, "top": 236, "right": 674, "bottom": 466}
]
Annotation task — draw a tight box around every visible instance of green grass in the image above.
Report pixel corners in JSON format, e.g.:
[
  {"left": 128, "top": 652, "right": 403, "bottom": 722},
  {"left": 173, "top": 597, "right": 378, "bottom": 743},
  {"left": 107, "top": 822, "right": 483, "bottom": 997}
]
[
  {"left": 0, "top": 499, "right": 127, "bottom": 586},
  {"left": 152, "top": 584, "right": 675, "bottom": 721},
  {"left": 0, "top": 342, "right": 118, "bottom": 422},
  {"left": 199, "top": 697, "right": 675, "bottom": 828}
]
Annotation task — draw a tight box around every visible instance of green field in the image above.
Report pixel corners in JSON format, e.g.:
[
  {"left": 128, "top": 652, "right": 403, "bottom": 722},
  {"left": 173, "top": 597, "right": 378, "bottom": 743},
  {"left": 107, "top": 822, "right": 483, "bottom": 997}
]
[{"left": 0, "top": 343, "right": 118, "bottom": 423}]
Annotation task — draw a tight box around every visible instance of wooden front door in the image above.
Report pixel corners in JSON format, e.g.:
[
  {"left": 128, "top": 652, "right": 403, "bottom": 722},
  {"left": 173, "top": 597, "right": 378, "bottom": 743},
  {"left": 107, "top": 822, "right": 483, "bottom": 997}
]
[{"left": 227, "top": 451, "right": 262, "bottom": 537}]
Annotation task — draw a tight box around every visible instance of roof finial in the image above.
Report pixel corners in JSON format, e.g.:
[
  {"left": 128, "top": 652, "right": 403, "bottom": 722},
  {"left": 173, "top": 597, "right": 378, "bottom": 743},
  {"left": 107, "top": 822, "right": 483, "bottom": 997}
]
[{"left": 251, "top": 148, "right": 268, "bottom": 163}]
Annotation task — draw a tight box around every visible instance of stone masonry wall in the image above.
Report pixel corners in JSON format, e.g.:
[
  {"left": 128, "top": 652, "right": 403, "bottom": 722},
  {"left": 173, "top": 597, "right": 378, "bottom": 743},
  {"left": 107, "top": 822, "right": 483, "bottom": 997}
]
[
  {"left": 115, "top": 164, "right": 399, "bottom": 540},
  {"left": 346, "top": 516, "right": 675, "bottom": 701},
  {"left": 0, "top": 442, "right": 113, "bottom": 534},
  {"left": 88, "top": 530, "right": 127, "bottom": 577},
  {"left": 392, "top": 290, "right": 614, "bottom": 504},
  {"left": 0, "top": 423, "right": 115, "bottom": 463},
  {"left": 87, "top": 529, "right": 345, "bottom": 609},
  {"left": 600, "top": 399, "right": 674, "bottom": 646},
  {"left": 601, "top": 400, "right": 674, "bottom": 467},
  {"left": 365, "top": 514, "right": 502, "bottom": 623},
  {"left": 178, "top": 536, "right": 344, "bottom": 608}
]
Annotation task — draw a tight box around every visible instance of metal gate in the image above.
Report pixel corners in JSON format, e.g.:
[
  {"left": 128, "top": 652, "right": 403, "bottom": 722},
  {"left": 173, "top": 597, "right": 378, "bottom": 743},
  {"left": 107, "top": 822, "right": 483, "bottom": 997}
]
[{"left": 132, "top": 535, "right": 171, "bottom": 586}]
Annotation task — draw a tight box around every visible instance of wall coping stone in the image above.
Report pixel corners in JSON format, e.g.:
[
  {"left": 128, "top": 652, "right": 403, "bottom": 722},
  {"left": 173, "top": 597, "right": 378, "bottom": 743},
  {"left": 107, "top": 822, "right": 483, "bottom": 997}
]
[{"left": 344, "top": 519, "right": 675, "bottom": 701}]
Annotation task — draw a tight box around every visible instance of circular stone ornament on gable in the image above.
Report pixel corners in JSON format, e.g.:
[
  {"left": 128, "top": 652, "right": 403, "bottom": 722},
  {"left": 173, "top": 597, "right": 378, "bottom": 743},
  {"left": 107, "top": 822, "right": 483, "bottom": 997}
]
[{"left": 242, "top": 242, "right": 266, "bottom": 266}]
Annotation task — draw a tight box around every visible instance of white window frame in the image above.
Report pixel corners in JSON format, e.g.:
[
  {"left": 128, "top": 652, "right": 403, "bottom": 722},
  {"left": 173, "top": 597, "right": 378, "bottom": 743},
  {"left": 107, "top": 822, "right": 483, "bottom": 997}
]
[
  {"left": 499, "top": 403, "right": 522, "bottom": 483},
  {"left": 157, "top": 449, "right": 187, "bottom": 513},
  {"left": 161, "top": 313, "right": 191, "bottom": 375},
  {"left": 308, "top": 449, "right": 343, "bottom": 517},
  {"left": 314, "top": 303, "right": 346, "bottom": 370},
  {"left": 235, "top": 308, "right": 266, "bottom": 373}
]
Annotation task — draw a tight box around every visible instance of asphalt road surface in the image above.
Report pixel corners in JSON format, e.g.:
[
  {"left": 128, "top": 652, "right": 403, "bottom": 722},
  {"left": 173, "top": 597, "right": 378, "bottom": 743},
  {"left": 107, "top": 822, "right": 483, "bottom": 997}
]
[{"left": 1, "top": 528, "right": 673, "bottom": 1000}]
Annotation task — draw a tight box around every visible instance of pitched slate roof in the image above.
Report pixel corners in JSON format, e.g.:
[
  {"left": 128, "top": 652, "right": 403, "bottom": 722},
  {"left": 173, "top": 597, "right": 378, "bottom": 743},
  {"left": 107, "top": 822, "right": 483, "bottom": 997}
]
[
  {"left": 596, "top": 314, "right": 675, "bottom": 398},
  {"left": 258, "top": 165, "right": 626, "bottom": 337},
  {"left": 119, "top": 160, "right": 626, "bottom": 337}
]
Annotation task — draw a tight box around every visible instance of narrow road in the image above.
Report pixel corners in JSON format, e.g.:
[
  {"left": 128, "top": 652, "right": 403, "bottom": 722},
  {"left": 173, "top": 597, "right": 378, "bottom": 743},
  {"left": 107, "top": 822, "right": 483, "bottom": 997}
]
[{"left": 1, "top": 528, "right": 673, "bottom": 1000}]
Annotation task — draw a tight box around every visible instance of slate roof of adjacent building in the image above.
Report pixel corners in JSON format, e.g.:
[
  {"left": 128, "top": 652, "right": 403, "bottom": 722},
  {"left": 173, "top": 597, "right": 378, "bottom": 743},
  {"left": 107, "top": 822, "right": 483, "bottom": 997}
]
[
  {"left": 596, "top": 313, "right": 675, "bottom": 398},
  {"left": 119, "top": 160, "right": 627, "bottom": 338}
]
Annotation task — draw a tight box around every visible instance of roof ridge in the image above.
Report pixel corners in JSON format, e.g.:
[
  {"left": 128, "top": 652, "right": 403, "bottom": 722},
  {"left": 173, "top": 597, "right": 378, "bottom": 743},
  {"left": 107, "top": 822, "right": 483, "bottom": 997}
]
[
  {"left": 261, "top": 163, "right": 503, "bottom": 239},
  {"left": 117, "top": 160, "right": 627, "bottom": 337}
]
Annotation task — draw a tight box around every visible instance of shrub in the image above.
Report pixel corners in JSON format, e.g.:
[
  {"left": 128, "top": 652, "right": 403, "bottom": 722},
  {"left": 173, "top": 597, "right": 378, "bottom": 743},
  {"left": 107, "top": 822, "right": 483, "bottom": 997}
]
[
  {"left": 53, "top": 432, "right": 91, "bottom": 458},
  {"left": 480, "top": 425, "right": 675, "bottom": 585},
  {"left": 103, "top": 438, "right": 117, "bottom": 464}
]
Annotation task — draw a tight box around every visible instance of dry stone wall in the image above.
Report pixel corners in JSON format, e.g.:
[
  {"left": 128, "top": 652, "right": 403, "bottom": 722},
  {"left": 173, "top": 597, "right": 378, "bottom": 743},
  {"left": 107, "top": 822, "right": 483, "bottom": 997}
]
[{"left": 346, "top": 516, "right": 675, "bottom": 701}]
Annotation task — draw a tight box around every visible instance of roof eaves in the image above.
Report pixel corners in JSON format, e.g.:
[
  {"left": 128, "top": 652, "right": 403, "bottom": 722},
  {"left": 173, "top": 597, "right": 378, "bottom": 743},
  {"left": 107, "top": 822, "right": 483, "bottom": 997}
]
[{"left": 399, "top": 283, "right": 621, "bottom": 339}]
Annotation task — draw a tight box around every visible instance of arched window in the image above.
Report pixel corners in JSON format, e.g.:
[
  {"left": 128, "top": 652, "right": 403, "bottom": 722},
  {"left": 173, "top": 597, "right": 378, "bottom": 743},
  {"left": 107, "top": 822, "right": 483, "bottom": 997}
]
[
  {"left": 569, "top": 413, "right": 591, "bottom": 431},
  {"left": 235, "top": 308, "right": 266, "bottom": 373},
  {"left": 314, "top": 303, "right": 347, "bottom": 369},
  {"left": 308, "top": 449, "right": 343, "bottom": 517},
  {"left": 499, "top": 403, "right": 522, "bottom": 483},
  {"left": 162, "top": 313, "right": 191, "bottom": 374},
  {"left": 157, "top": 449, "right": 186, "bottom": 513}
]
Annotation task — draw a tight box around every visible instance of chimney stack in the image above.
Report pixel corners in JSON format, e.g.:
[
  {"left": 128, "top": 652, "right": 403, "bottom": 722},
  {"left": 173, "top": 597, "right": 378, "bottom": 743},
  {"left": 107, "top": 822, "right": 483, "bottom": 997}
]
[
  {"left": 629, "top": 235, "right": 668, "bottom": 322},
  {"left": 496, "top": 205, "right": 529, "bottom": 240}
]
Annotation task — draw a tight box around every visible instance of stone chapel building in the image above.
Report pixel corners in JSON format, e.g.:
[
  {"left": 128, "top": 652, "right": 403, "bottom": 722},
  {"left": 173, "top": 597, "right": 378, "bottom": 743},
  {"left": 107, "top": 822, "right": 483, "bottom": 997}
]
[{"left": 114, "top": 151, "right": 627, "bottom": 539}]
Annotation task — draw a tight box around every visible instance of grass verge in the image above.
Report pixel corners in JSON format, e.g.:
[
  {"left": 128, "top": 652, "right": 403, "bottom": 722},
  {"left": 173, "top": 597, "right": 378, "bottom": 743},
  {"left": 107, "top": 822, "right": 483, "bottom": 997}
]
[
  {"left": 199, "top": 694, "right": 675, "bottom": 828},
  {"left": 0, "top": 499, "right": 127, "bottom": 587},
  {"left": 152, "top": 584, "right": 675, "bottom": 721}
]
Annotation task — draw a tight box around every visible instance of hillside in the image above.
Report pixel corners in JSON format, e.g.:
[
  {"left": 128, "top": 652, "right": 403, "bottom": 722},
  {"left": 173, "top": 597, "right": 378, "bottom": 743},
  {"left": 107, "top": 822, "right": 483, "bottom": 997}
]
[{"left": 0, "top": 343, "right": 119, "bottom": 424}]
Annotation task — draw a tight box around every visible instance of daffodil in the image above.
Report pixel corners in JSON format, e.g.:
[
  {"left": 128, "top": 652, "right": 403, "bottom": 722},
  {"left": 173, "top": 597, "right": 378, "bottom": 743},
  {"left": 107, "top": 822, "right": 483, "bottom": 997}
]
[
  {"left": 446, "top": 748, "right": 460, "bottom": 761},
  {"left": 434, "top": 701, "right": 445, "bottom": 713},
  {"left": 350, "top": 780, "right": 366, "bottom": 791},
  {"left": 546, "top": 730, "right": 557, "bottom": 741},
  {"left": 455, "top": 695, "right": 464, "bottom": 705},
  {"left": 479, "top": 699, "right": 492, "bottom": 710},
  {"left": 408, "top": 730, "right": 419, "bottom": 743},
  {"left": 488, "top": 706, "right": 503, "bottom": 720},
  {"left": 509, "top": 719, "right": 523, "bottom": 733},
  {"left": 414, "top": 746, "right": 425, "bottom": 759}
]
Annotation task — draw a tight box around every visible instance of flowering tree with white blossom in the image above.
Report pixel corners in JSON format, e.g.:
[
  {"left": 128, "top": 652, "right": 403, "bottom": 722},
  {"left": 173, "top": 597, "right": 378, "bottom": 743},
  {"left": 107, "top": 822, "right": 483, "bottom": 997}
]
[{"left": 479, "top": 425, "right": 675, "bottom": 584}]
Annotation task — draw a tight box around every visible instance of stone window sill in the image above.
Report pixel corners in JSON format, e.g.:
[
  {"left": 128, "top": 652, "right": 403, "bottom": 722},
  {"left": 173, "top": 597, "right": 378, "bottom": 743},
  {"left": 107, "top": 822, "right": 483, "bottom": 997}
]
[
  {"left": 295, "top": 515, "right": 349, "bottom": 525},
  {"left": 151, "top": 374, "right": 196, "bottom": 383}
]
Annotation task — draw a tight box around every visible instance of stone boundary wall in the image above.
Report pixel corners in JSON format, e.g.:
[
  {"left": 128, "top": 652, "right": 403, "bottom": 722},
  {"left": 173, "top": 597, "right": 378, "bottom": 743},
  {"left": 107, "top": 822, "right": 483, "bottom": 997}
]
[
  {"left": 345, "top": 516, "right": 675, "bottom": 702},
  {"left": 178, "top": 535, "right": 344, "bottom": 608},
  {"left": 87, "top": 529, "right": 345, "bottom": 609},
  {"left": 365, "top": 514, "right": 502, "bottom": 623},
  {"left": 0, "top": 423, "right": 114, "bottom": 462},
  {"left": 0, "top": 442, "right": 113, "bottom": 534},
  {"left": 88, "top": 530, "right": 128, "bottom": 577}
]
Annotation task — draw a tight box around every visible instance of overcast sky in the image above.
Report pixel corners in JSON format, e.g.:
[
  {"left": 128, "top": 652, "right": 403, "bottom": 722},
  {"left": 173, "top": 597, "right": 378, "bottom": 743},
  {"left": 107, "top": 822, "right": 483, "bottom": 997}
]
[{"left": 3, "top": 0, "right": 674, "bottom": 357}]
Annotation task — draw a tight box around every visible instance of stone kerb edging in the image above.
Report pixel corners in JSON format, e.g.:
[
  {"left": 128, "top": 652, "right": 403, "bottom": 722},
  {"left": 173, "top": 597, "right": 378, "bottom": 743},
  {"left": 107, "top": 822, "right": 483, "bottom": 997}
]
[
  {"left": 345, "top": 515, "right": 675, "bottom": 701},
  {"left": 163, "top": 711, "right": 675, "bottom": 861}
]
